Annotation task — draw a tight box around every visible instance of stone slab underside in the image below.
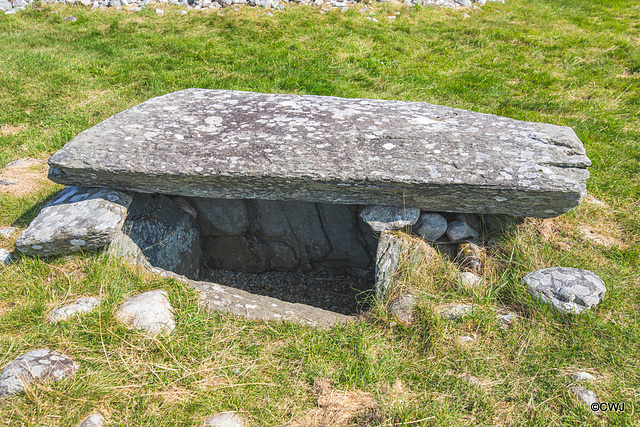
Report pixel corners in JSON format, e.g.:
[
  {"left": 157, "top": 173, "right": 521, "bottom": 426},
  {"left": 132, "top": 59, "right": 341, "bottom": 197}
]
[{"left": 49, "top": 89, "right": 591, "bottom": 218}]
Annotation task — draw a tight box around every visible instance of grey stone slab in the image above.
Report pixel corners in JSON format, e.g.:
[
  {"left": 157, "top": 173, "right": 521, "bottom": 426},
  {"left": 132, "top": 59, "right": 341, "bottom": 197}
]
[
  {"left": 0, "top": 349, "right": 78, "bottom": 397},
  {"left": 523, "top": 267, "right": 606, "bottom": 314},
  {"left": 15, "top": 186, "right": 132, "bottom": 257},
  {"left": 187, "top": 197, "right": 248, "bottom": 236},
  {"left": 123, "top": 193, "right": 202, "bottom": 279},
  {"left": 49, "top": 89, "right": 590, "bottom": 218},
  {"left": 151, "top": 266, "right": 354, "bottom": 329},
  {"left": 374, "top": 232, "right": 407, "bottom": 297}
]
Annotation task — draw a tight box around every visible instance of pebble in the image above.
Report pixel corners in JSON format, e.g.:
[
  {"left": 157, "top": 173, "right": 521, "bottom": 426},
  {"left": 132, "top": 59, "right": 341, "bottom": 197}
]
[
  {"left": 0, "top": 227, "right": 16, "bottom": 237},
  {"left": 496, "top": 312, "right": 517, "bottom": 329},
  {"left": 387, "top": 293, "right": 416, "bottom": 325},
  {"left": 155, "top": 7, "right": 164, "bottom": 15},
  {"left": 178, "top": 9, "right": 187, "bottom": 14},
  {"left": 457, "top": 335, "right": 474, "bottom": 344},
  {"left": 461, "top": 375, "right": 480, "bottom": 386},
  {"left": 79, "top": 413, "right": 106, "bottom": 427},
  {"left": 568, "top": 371, "right": 596, "bottom": 381},
  {"left": 0, "top": 349, "right": 78, "bottom": 397},
  {"left": 0, "top": 248, "right": 12, "bottom": 265},
  {"left": 204, "top": 412, "right": 245, "bottom": 426},
  {"left": 0, "top": 179, "right": 18, "bottom": 185},
  {"left": 115, "top": 290, "right": 176, "bottom": 336},
  {"left": 458, "top": 271, "right": 482, "bottom": 288},
  {"left": 47, "top": 297, "right": 101, "bottom": 323},
  {"left": 439, "top": 303, "right": 472, "bottom": 320},
  {"left": 63, "top": 16, "right": 77, "bottom": 21}
]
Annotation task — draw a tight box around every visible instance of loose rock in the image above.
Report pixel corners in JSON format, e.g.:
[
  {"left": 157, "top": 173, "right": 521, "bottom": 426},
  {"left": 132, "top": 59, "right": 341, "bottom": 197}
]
[
  {"left": 0, "top": 248, "right": 12, "bottom": 265},
  {"left": 387, "top": 293, "right": 416, "bottom": 325},
  {"left": 0, "top": 227, "right": 16, "bottom": 237},
  {"left": 0, "top": 349, "right": 78, "bottom": 397},
  {"left": 439, "top": 303, "right": 472, "bottom": 320},
  {"left": 115, "top": 290, "right": 175, "bottom": 336},
  {"left": 458, "top": 271, "right": 482, "bottom": 288},
  {"left": 204, "top": 412, "right": 245, "bottom": 426},
  {"left": 15, "top": 186, "right": 132, "bottom": 257},
  {"left": 79, "top": 413, "right": 106, "bottom": 427},
  {"left": 457, "top": 335, "right": 474, "bottom": 344},
  {"left": 568, "top": 386, "right": 598, "bottom": 411},
  {"left": 496, "top": 312, "right": 517, "bottom": 329},
  {"left": 461, "top": 375, "right": 480, "bottom": 386},
  {"left": 360, "top": 205, "right": 420, "bottom": 232},
  {"left": 523, "top": 267, "right": 606, "bottom": 314},
  {"left": 47, "top": 297, "right": 100, "bottom": 323},
  {"left": 414, "top": 212, "right": 447, "bottom": 242},
  {"left": 446, "top": 221, "right": 480, "bottom": 241},
  {"left": 568, "top": 371, "right": 596, "bottom": 381}
]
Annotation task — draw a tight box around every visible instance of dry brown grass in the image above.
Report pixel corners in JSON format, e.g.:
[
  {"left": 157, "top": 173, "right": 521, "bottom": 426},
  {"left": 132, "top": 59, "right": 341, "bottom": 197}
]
[
  {"left": 0, "top": 124, "right": 28, "bottom": 136},
  {"left": 0, "top": 158, "right": 51, "bottom": 197},
  {"left": 293, "top": 379, "right": 377, "bottom": 427}
]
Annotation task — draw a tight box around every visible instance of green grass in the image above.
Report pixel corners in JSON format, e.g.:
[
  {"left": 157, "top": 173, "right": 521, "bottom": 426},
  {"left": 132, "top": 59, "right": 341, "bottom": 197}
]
[{"left": 0, "top": 0, "right": 639, "bottom": 425}]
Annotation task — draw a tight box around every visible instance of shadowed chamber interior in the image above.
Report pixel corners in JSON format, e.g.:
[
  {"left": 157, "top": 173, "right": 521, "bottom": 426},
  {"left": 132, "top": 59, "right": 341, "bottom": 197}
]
[{"left": 188, "top": 197, "right": 379, "bottom": 314}]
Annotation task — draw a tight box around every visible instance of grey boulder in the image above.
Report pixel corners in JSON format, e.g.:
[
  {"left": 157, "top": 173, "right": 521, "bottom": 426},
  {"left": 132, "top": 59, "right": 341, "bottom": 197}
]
[
  {"left": 414, "top": 212, "right": 447, "bottom": 242},
  {"left": 15, "top": 186, "right": 132, "bottom": 257},
  {"left": 115, "top": 290, "right": 176, "bottom": 336},
  {"left": 0, "top": 349, "right": 78, "bottom": 397},
  {"left": 523, "top": 267, "right": 606, "bottom": 314},
  {"left": 122, "top": 193, "right": 202, "bottom": 279},
  {"left": 359, "top": 205, "right": 420, "bottom": 232}
]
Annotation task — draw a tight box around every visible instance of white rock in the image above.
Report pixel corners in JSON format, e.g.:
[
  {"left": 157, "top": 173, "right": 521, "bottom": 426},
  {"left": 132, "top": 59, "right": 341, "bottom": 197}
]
[
  {"left": 204, "top": 412, "right": 245, "bottom": 426},
  {"left": 79, "top": 412, "right": 106, "bottom": 427},
  {"left": 457, "top": 335, "right": 474, "bottom": 344},
  {"left": 47, "top": 297, "right": 101, "bottom": 323},
  {"left": 155, "top": 7, "right": 164, "bottom": 14},
  {"left": 115, "top": 290, "right": 175, "bottom": 336},
  {"left": 1, "top": 248, "right": 12, "bottom": 265},
  {"left": 0, "top": 349, "right": 78, "bottom": 397},
  {"left": 461, "top": 375, "right": 480, "bottom": 386},
  {"left": 568, "top": 371, "right": 596, "bottom": 381},
  {"left": 569, "top": 386, "right": 597, "bottom": 411},
  {"left": 0, "top": 227, "right": 16, "bottom": 237}
]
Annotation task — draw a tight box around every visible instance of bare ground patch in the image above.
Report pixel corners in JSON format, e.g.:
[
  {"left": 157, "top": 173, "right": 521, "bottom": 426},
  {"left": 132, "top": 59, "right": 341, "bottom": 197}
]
[
  {"left": 293, "top": 379, "right": 377, "bottom": 427},
  {"left": 0, "top": 124, "right": 28, "bottom": 136},
  {"left": 0, "top": 158, "right": 50, "bottom": 197}
]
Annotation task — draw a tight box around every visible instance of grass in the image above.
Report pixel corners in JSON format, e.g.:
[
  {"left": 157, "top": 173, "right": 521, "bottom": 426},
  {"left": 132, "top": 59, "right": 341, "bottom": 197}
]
[{"left": 0, "top": 0, "right": 639, "bottom": 425}]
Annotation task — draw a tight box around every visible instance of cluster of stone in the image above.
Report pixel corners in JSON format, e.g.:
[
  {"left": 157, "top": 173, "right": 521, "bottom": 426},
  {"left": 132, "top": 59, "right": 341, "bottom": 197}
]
[{"left": 0, "top": 0, "right": 502, "bottom": 14}]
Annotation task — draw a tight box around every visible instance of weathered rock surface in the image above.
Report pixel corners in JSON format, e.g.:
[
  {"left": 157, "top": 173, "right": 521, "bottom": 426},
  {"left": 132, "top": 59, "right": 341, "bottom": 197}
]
[
  {"left": 359, "top": 205, "right": 419, "bottom": 232},
  {"left": 107, "top": 231, "right": 152, "bottom": 269},
  {"left": 49, "top": 89, "right": 590, "bottom": 218},
  {"left": 0, "top": 227, "right": 16, "bottom": 238},
  {"left": 0, "top": 349, "right": 78, "bottom": 397},
  {"left": 204, "top": 412, "right": 245, "bottom": 427},
  {"left": 47, "top": 297, "right": 100, "bottom": 323},
  {"left": 458, "top": 271, "right": 482, "bottom": 288},
  {"left": 115, "top": 290, "right": 176, "bottom": 336},
  {"left": 122, "top": 193, "right": 202, "bottom": 279},
  {"left": 523, "top": 267, "right": 606, "bottom": 314},
  {"left": 439, "top": 303, "right": 472, "bottom": 320},
  {"left": 388, "top": 293, "right": 416, "bottom": 325},
  {"left": 79, "top": 413, "right": 106, "bottom": 427},
  {"left": 15, "top": 186, "right": 132, "bottom": 257},
  {"left": 415, "top": 212, "right": 447, "bottom": 242},
  {"left": 374, "top": 232, "right": 408, "bottom": 297},
  {"left": 153, "top": 267, "right": 353, "bottom": 329},
  {"left": 496, "top": 312, "right": 517, "bottom": 329}
]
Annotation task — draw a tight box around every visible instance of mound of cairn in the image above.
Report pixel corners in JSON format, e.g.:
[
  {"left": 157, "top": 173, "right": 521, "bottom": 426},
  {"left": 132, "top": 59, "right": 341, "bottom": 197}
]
[
  {"left": 1, "top": 0, "right": 504, "bottom": 15},
  {"left": 7, "top": 88, "right": 601, "bottom": 326}
]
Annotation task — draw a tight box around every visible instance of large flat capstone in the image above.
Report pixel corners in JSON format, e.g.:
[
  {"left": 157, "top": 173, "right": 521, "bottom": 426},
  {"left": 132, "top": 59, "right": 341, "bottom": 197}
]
[{"left": 48, "top": 89, "right": 591, "bottom": 218}]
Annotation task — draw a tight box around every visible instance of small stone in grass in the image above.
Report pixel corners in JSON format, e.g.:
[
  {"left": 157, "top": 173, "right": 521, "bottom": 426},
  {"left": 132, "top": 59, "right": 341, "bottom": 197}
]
[
  {"left": 0, "top": 248, "right": 12, "bottom": 265},
  {"left": 115, "top": 290, "right": 175, "bottom": 336},
  {"left": 155, "top": 8, "right": 164, "bottom": 15},
  {"left": 569, "top": 386, "right": 598, "bottom": 411},
  {"left": 0, "top": 349, "right": 78, "bottom": 397},
  {"left": 387, "top": 293, "right": 416, "bottom": 325},
  {"left": 568, "top": 371, "right": 596, "bottom": 381},
  {"left": 47, "top": 297, "right": 101, "bottom": 323},
  {"left": 439, "top": 303, "right": 472, "bottom": 320},
  {"left": 458, "top": 271, "right": 482, "bottom": 288},
  {"left": 64, "top": 16, "right": 77, "bottom": 21},
  {"left": 0, "top": 227, "right": 16, "bottom": 237},
  {"left": 204, "top": 412, "right": 245, "bottom": 426},
  {"left": 79, "top": 412, "right": 106, "bottom": 427}
]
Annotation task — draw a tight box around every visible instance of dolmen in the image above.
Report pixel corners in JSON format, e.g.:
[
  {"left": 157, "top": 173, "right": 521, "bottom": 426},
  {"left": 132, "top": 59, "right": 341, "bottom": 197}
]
[{"left": 13, "top": 89, "right": 591, "bottom": 325}]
